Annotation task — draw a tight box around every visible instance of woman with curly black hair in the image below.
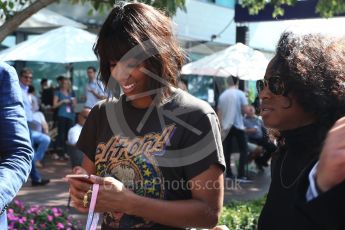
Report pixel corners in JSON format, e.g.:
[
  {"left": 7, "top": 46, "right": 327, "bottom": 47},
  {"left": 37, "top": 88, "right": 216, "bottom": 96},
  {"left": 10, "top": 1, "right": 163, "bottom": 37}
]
[{"left": 257, "top": 31, "right": 345, "bottom": 229}]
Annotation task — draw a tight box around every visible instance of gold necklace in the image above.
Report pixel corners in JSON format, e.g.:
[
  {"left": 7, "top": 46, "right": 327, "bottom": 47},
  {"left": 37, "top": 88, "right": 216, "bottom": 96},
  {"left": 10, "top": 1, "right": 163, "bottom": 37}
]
[{"left": 279, "top": 151, "right": 316, "bottom": 189}]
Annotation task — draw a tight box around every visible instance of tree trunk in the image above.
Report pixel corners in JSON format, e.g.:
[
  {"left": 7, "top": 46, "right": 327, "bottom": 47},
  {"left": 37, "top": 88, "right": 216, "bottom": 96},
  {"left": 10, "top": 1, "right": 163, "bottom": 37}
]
[{"left": 0, "top": 0, "right": 57, "bottom": 42}]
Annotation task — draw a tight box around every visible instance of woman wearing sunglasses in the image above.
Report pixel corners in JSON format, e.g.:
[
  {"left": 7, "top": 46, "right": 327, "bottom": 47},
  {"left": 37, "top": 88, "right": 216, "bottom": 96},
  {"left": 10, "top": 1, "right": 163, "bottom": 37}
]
[{"left": 257, "top": 31, "right": 345, "bottom": 229}]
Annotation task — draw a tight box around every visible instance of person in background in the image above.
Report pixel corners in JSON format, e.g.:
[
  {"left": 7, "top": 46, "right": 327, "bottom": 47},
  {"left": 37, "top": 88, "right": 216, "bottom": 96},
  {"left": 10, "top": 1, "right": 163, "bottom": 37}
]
[
  {"left": 84, "top": 66, "right": 106, "bottom": 109},
  {"left": 40, "top": 78, "right": 55, "bottom": 107},
  {"left": 68, "top": 3, "right": 225, "bottom": 229},
  {"left": 217, "top": 75, "right": 249, "bottom": 180},
  {"left": 244, "top": 105, "right": 276, "bottom": 170},
  {"left": 19, "top": 68, "right": 50, "bottom": 186},
  {"left": 55, "top": 75, "right": 65, "bottom": 91},
  {"left": 30, "top": 85, "right": 49, "bottom": 135},
  {"left": 67, "top": 108, "right": 90, "bottom": 167},
  {"left": 28, "top": 86, "right": 51, "bottom": 168},
  {"left": 0, "top": 62, "right": 34, "bottom": 227},
  {"left": 252, "top": 95, "right": 261, "bottom": 115},
  {"left": 53, "top": 76, "right": 77, "bottom": 160},
  {"left": 247, "top": 142, "right": 263, "bottom": 164},
  {"left": 257, "top": 31, "right": 345, "bottom": 229}
]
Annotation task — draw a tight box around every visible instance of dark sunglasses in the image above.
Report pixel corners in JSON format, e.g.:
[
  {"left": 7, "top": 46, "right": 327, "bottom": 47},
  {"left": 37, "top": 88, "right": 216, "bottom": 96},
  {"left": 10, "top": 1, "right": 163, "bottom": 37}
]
[{"left": 256, "top": 76, "right": 286, "bottom": 95}]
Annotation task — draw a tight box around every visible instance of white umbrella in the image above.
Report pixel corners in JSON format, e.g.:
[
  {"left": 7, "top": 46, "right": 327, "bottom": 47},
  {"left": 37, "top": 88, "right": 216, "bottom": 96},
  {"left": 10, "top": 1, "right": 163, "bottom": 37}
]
[
  {"left": 0, "top": 26, "right": 97, "bottom": 63},
  {"left": 181, "top": 43, "right": 269, "bottom": 80}
]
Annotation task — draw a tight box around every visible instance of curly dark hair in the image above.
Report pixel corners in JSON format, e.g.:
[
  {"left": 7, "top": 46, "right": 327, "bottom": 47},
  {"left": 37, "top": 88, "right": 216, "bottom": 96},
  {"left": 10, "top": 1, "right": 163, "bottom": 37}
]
[
  {"left": 93, "top": 2, "right": 186, "bottom": 100},
  {"left": 270, "top": 31, "right": 345, "bottom": 136}
]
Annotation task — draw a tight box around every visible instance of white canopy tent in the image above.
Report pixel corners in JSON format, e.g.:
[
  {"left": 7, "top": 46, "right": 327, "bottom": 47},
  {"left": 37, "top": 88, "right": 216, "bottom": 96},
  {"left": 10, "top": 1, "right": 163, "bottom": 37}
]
[
  {"left": 181, "top": 43, "right": 269, "bottom": 81},
  {"left": 0, "top": 26, "right": 97, "bottom": 63}
]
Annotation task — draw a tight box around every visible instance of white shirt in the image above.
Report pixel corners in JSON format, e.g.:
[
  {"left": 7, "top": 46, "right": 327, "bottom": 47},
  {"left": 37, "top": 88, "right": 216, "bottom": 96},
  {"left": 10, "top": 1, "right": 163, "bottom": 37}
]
[
  {"left": 67, "top": 123, "right": 83, "bottom": 145},
  {"left": 85, "top": 80, "right": 106, "bottom": 109},
  {"left": 306, "top": 162, "right": 320, "bottom": 201},
  {"left": 217, "top": 88, "right": 248, "bottom": 130},
  {"left": 32, "top": 111, "right": 47, "bottom": 133}
]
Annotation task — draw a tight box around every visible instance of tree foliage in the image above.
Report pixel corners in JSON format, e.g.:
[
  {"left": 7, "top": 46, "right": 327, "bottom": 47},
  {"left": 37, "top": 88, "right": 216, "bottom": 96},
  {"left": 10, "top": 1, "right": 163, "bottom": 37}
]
[
  {"left": 240, "top": 0, "right": 345, "bottom": 18},
  {"left": 0, "top": 0, "right": 185, "bottom": 42},
  {"left": 1, "top": 0, "right": 344, "bottom": 43},
  {"left": 68, "top": 0, "right": 186, "bottom": 17}
]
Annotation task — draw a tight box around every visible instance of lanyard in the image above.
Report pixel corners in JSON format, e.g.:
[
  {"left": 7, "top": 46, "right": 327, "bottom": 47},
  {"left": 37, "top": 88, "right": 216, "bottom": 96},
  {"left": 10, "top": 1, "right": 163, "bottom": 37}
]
[{"left": 85, "top": 184, "right": 100, "bottom": 230}]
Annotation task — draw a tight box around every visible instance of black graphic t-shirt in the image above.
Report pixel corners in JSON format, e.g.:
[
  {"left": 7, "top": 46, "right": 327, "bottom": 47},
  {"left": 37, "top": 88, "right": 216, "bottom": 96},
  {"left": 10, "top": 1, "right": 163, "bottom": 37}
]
[{"left": 77, "top": 89, "right": 225, "bottom": 229}]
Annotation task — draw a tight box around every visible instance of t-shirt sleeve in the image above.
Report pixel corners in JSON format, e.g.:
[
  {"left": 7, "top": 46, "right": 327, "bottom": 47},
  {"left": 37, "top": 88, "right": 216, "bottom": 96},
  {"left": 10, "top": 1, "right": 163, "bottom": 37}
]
[
  {"left": 37, "top": 112, "right": 46, "bottom": 124},
  {"left": 182, "top": 113, "right": 226, "bottom": 181},
  {"left": 76, "top": 106, "right": 99, "bottom": 162}
]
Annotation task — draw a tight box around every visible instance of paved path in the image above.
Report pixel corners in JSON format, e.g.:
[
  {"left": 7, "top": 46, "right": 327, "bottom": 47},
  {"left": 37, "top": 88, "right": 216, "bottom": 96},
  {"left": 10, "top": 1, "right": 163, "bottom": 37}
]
[{"left": 14, "top": 154, "right": 271, "bottom": 227}]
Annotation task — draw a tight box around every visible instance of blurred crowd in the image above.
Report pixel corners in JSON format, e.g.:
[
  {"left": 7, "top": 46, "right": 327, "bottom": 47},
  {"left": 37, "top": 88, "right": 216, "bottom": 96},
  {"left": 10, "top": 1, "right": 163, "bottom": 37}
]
[{"left": 18, "top": 66, "right": 106, "bottom": 186}]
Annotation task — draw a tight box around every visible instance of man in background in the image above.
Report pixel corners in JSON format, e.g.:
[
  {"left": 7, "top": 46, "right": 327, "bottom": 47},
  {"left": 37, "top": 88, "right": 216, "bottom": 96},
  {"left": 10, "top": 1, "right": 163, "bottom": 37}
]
[
  {"left": 19, "top": 68, "right": 50, "bottom": 186},
  {"left": 217, "top": 75, "right": 249, "bottom": 180},
  {"left": 244, "top": 105, "right": 276, "bottom": 170},
  {"left": 84, "top": 66, "right": 106, "bottom": 108},
  {"left": 40, "top": 78, "right": 55, "bottom": 107}
]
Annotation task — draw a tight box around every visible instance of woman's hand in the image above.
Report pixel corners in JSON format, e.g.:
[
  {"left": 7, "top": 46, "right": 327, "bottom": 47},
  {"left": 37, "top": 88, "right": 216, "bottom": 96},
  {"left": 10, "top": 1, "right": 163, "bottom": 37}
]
[
  {"left": 317, "top": 116, "right": 345, "bottom": 192},
  {"left": 89, "top": 175, "right": 134, "bottom": 214},
  {"left": 65, "top": 99, "right": 73, "bottom": 104},
  {"left": 67, "top": 166, "right": 92, "bottom": 213}
]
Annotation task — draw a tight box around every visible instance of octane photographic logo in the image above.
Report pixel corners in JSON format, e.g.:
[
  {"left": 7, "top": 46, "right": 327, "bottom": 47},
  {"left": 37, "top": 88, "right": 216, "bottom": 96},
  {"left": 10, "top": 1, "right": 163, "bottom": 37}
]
[{"left": 105, "top": 39, "right": 229, "bottom": 168}]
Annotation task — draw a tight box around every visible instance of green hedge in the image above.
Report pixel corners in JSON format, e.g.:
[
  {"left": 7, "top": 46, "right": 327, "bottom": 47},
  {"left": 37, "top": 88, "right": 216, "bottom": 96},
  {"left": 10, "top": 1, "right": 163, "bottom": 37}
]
[{"left": 218, "top": 196, "right": 266, "bottom": 230}]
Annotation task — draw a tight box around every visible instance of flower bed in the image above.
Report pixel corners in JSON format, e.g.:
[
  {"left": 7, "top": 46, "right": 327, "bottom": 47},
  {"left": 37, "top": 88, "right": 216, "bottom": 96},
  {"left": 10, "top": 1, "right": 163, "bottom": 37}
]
[
  {"left": 7, "top": 200, "right": 82, "bottom": 230},
  {"left": 218, "top": 196, "right": 266, "bottom": 230}
]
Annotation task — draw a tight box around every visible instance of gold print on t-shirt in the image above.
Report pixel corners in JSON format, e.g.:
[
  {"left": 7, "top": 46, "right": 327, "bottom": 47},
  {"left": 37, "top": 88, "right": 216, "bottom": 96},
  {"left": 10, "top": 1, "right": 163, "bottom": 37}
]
[
  {"left": 94, "top": 124, "right": 176, "bottom": 228},
  {"left": 96, "top": 124, "right": 176, "bottom": 163}
]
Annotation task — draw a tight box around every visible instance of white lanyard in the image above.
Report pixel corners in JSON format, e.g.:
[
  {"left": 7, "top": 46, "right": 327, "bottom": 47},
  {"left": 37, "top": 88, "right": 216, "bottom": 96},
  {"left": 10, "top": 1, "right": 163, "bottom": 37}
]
[{"left": 85, "top": 184, "right": 100, "bottom": 230}]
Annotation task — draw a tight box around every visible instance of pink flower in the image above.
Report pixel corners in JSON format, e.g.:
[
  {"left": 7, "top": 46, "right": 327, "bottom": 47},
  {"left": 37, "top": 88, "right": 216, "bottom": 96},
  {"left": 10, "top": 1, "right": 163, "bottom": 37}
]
[
  {"left": 57, "top": 222, "right": 65, "bottom": 229},
  {"left": 48, "top": 215, "right": 53, "bottom": 221},
  {"left": 14, "top": 200, "right": 22, "bottom": 206},
  {"left": 14, "top": 199, "right": 24, "bottom": 209},
  {"left": 7, "top": 214, "right": 17, "bottom": 221},
  {"left": 29, "top": 207, "right": 39, "bottom": 213},
  {"left": 54, "top": 212, "right": 60, "bottom": 217},
  {"left": 7, "top": 208, "right": 14, "bottom": 214},
  {"left": 19, "top": 217, "right": 26, "bottom": 224}
]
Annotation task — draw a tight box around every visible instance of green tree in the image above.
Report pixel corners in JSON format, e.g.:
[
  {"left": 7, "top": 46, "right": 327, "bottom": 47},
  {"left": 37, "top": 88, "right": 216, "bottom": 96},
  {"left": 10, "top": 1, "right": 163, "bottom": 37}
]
[
  {"left": 240, "top": 0, "right": 345, "bottom": 18},
  {"left": 0, "top": 0, "right": 186, "bottom": 42}
]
